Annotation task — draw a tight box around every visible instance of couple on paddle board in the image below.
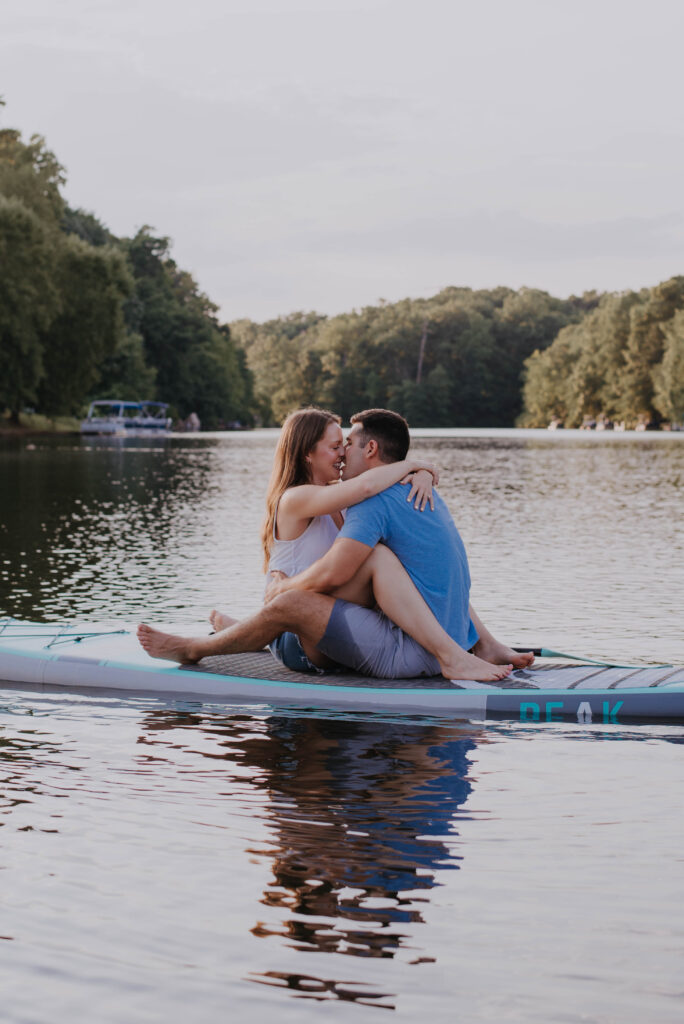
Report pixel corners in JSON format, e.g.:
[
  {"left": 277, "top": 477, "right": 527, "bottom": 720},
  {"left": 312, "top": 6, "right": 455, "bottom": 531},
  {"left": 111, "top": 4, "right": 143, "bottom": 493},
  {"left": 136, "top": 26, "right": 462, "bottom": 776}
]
[{"left": 138, "top": 408, "right": 533, "bottom": 680}]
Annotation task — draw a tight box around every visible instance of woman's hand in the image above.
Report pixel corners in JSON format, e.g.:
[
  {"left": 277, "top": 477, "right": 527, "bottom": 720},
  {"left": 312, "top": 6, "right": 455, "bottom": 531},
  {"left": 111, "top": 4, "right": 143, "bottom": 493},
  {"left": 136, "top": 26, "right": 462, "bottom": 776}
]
[
  {"left": 400, "top": 468, "right": 435, "bottom": 511},
  {"left": 410, "top": 460, "right": 439, "bottom": 486}
]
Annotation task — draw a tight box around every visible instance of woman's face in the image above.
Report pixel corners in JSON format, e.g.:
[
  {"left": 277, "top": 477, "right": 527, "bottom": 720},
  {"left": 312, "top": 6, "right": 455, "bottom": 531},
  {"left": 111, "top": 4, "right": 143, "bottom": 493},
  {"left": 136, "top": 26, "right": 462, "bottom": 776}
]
[{"left": 307, "top": 422, "right": 345, "bottom": 485}]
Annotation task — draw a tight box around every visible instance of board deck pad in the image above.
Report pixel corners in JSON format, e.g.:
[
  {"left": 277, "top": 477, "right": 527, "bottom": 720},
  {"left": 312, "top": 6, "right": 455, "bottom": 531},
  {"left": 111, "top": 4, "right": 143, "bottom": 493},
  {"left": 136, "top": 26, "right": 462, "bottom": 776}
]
[
  {"left": 188, "top": 651, "right": 682, "bottom": 691},
  {"left": 190, "top": 651, "right": 464, "bottom": 688}
]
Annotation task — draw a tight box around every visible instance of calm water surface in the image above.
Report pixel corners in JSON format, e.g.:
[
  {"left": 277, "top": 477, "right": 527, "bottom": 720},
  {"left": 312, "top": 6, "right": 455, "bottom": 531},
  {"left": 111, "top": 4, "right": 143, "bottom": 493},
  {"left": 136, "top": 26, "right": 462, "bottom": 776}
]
[{"left": 0, "top": 429, "right": 683, "bottom": 1021}]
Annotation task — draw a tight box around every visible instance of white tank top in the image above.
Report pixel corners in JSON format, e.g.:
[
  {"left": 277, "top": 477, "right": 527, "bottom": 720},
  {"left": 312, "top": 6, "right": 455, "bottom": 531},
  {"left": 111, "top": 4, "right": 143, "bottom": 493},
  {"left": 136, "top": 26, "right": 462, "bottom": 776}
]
[{"left": 267, "top": 511, "right": 340, "bottom": 578}]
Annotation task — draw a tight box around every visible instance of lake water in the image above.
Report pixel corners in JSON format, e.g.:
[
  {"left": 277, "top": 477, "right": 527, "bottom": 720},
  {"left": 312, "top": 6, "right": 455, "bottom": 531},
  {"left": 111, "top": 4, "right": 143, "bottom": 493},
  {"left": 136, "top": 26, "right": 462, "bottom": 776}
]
[{"left": 0, "top": 429, "right": 683, "bottom": 1022}]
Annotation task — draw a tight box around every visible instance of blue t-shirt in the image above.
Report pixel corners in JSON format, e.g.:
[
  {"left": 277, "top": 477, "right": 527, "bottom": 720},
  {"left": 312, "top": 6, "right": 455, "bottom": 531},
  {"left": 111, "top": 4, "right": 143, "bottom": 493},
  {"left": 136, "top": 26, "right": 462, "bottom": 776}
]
[{"left": 339, "top": 484, "right": 479, "bottom": 650}]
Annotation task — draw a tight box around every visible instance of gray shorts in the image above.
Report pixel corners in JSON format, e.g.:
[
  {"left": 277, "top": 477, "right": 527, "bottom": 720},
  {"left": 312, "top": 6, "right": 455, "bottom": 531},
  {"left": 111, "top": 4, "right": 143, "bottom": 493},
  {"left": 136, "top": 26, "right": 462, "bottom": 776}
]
[{"left": 317, "top": 599, "right": 441, "bottom": 679}]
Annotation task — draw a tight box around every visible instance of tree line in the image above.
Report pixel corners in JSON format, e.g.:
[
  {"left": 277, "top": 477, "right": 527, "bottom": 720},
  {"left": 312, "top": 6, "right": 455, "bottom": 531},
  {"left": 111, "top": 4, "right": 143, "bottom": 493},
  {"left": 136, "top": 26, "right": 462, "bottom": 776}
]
[
  {"left": 2, "top": 109, "right": 682, "bottom": 431},
  {"left": 231, "top": 289, "right": 600, "bottom": 426},
  {"left": 519, "top": 277, "right": 684, "bottom": 428},
  {"left": 232, "top": 281, "right": 683, "bottom": 430},
  {"left": 0, "top": 114, "right": 254, "bottom": 428}
]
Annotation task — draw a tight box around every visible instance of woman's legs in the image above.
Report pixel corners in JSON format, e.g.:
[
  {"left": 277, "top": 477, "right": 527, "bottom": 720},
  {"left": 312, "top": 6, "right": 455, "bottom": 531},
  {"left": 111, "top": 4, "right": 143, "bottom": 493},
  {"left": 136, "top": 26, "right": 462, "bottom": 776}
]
[{"left": 331, "top": 545, "right": 513, "bottom": 681}]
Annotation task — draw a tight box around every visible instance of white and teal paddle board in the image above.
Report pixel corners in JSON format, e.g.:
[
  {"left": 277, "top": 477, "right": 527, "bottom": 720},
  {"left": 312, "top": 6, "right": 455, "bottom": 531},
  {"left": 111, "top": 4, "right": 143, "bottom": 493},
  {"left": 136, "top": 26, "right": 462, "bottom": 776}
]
[{"left": 0, "top": 619, "right": 682, "bottom": 724}]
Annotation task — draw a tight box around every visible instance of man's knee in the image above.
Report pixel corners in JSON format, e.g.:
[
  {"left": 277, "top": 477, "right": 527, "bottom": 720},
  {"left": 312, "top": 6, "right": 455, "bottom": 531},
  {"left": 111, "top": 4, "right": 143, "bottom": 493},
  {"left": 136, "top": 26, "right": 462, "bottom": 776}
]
[
  {"left": 269, "top": 590, "right": 322, "bottom": 625},
  {"left": 267, "top": 591, "right": 301, "bottom": 623},
  {"left": 268, "top": 590, "right": 334, "bottom": 640}
]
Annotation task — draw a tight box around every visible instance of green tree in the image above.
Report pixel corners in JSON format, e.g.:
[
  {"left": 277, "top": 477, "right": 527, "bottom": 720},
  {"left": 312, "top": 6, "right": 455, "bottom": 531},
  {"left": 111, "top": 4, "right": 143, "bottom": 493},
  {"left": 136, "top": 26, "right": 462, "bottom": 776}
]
[
  {"left": 0, "top": 127, "right": 67, "bottom": 420},
  {"left": 519, "top": 326, "right": 581, "bottom": 427},
  {"left": 492, "top": 288, "right": 590, "bottom": 423},
  {"left": 232, "top": 312, "right": 326, "bottom": 423},
  {"left": 623, "top": 277, "right": 684, "bottom": 421},
  {"left": 124, "top": 228, "right": 254, "bottom": 427},
  {"left": 37, "top": 235, "right": 134, "bottom": 415},
  {"left": 519, "top": 281, "right": 684, "bottom": 428},
  {"left": 62, "top": 205, "right": 113, "bottom": 247},
  {"left": 96, "top": 331, "right": 156, "bottom": 400},
  {"left": 0, "top": 129, "right": 65, "bottom": 227},
  {"left": 0, "top": 196, "right": 59, "bottom": 420},
  {"left": 653, "top": 311, "right": 684, "bottom": 424}
]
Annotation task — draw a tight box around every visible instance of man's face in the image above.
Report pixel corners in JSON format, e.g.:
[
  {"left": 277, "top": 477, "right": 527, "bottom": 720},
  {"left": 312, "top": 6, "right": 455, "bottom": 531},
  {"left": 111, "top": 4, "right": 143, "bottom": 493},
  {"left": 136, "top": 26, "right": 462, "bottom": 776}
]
[{"left": 342, "top": 423, "right": 370, "bottom": 479}]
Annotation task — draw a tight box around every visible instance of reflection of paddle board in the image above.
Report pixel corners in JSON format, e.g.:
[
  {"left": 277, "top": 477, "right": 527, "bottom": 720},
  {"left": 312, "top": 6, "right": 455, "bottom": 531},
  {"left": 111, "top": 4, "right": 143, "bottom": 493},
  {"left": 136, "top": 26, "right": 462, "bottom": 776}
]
[{"left": 1, "top": 620, "right": 683, "bottom": 723}]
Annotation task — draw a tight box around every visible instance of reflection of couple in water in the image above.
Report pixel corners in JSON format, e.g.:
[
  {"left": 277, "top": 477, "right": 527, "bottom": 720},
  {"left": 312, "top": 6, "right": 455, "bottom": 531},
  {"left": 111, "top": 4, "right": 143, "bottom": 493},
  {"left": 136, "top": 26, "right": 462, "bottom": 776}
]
[
  {"left": 138, "top": 407, "right": 533, "bottom": 681},
  {"left": 242, "top": 715, "right": 480, "bottom": 1005},
  {"left": 137, "top": 706, "right": 485, "bottom": 1007}
]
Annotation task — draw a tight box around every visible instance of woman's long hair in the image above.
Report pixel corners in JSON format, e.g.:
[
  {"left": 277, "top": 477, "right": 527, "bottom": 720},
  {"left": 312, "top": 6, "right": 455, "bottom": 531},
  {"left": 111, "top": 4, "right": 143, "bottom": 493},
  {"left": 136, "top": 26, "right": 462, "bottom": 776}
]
[{"left": 261, "top": 407, "right": 341, "bottom": 570}]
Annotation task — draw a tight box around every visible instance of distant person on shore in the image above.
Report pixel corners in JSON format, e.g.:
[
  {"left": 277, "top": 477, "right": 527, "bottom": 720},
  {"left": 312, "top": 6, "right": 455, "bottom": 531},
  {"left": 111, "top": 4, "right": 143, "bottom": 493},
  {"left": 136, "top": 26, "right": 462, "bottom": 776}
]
[{"left": 138, "top": 408, "right": 532, "bottom": 680}]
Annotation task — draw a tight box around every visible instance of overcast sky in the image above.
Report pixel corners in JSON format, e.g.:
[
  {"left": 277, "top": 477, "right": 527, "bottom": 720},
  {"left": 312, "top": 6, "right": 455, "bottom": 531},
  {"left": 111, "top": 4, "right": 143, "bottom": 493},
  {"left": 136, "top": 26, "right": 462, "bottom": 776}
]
[{"left": 3, "top": 0, "right": 683, "bottom": 322}]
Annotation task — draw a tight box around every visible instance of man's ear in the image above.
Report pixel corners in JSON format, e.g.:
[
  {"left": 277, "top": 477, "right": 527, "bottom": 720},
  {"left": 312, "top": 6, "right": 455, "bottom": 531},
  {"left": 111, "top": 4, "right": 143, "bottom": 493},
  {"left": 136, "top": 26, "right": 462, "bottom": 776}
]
[{"left": 365, "top": 438, "right": 379, "bottom": 459}]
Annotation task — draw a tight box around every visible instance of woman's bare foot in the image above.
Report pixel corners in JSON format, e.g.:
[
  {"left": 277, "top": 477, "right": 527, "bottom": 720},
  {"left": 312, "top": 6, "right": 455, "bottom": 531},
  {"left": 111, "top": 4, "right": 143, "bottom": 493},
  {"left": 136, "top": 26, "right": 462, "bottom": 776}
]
[
  {"left": 209, "top": 609, "right": 238, "bottom": 632},
  {"left": 137, "top": 623, "right": 202, "bottom": 663},
  {"left": 472, "top": 637, "right": 535, "bottom": 669},
  {"left": 438, "top": 647, "right": 513, "bottom": 683}
]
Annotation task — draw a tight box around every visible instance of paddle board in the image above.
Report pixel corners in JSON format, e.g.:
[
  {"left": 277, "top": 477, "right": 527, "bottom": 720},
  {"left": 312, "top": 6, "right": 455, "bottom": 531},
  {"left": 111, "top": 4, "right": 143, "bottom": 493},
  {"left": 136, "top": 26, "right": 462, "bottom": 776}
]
[{"left": 0, "top": 619, "right": 683, "bottom": 724}]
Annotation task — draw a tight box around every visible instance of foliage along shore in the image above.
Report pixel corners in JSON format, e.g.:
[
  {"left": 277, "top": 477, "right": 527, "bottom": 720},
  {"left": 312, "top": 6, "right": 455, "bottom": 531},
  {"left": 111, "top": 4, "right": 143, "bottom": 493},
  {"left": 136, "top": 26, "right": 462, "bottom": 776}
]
[
  {"left": 233, "top": 272, "right": 684, "bottom": 429},
  {"left": 1, "top": 106, "right": 682, "bottom": 431},
  {"left": 0, "top": 108, "right": 255, "bottom": 431},
  {"left": 0, "top": 411, "right": 81, "bottom": 435}
]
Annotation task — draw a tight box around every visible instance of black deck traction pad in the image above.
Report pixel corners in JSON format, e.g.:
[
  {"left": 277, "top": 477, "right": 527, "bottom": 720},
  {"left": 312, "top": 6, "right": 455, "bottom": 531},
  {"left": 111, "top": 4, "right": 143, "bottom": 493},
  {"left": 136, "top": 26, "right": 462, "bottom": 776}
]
[
  {"left": 188, "top": 651, "right": 541, "bottom": 689},
  {"left": 188, "top": 651, "right": 459, "bottom": 688},
  {"left": 185, "top": 653, "right": 684, "bottom": 691}
]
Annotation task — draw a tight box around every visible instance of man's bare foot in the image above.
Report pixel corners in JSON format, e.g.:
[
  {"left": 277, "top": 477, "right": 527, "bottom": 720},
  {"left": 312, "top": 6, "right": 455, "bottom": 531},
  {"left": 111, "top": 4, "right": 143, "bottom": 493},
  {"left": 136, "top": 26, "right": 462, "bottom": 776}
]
[
  {"left": 439, "top": 647, "right": 513, "bottom": 683},
  {"left": 472, "top": 637, "right": 535, "bottom": 669},
  {"left": 137, "top": 623, "right": 201, "bottom": 664},
  {"left": 209, "top": 609, "right": 238, "bottom": 632}
]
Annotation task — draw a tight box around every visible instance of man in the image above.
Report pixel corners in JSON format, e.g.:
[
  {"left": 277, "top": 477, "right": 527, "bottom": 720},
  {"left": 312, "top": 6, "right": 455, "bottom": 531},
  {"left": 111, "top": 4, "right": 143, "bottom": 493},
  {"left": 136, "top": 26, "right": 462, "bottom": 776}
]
[{"left": 138, "top": 410, "right": 532, "bottom": 680}]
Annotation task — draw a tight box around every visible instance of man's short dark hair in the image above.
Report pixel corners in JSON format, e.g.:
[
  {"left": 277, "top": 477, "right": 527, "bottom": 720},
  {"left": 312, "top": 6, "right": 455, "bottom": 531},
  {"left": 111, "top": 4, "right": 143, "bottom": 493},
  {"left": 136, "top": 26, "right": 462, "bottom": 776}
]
[{"left": 349, "top": 408, "right": 410, "bottom": 463}]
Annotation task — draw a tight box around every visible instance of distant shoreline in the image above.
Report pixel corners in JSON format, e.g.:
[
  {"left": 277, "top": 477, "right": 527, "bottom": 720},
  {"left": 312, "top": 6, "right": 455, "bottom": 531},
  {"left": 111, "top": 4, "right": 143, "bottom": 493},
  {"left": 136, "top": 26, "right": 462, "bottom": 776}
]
[
  {"left": 3, "top": 417, "right": 683, "bottom": 440},
  {"left": 0, "top": 414, "right": 80, "bottom": 436}
]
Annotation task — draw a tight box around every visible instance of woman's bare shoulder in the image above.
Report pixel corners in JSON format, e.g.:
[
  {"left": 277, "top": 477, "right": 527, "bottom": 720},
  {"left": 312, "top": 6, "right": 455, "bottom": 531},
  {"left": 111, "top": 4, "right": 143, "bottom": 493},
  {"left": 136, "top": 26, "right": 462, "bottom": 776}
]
[{"left": 278, "top": 483, "right": 317, "bottom": 510}]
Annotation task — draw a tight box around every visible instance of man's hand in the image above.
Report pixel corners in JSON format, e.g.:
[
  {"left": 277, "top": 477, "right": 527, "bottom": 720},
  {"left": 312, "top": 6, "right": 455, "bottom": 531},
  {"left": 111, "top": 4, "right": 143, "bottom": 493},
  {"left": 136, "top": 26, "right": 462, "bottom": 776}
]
[
  {"left": 264, "top": 538, "right": 373, "bottom": 600},
  {"left": 264, "top": 570, "right": 289, "bottom": 603}
]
